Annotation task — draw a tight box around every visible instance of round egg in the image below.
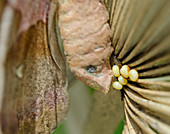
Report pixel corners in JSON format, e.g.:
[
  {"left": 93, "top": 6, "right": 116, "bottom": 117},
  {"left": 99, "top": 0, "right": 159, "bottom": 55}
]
[
  {"left": 129, "top": 69, "right": 139, "bottom": 82},
  {"left": 112, "top": 81, "right": 123, "bottom": 90},
  {"left": 118, "top": 75, "right": 128, "bottom": 85},
  {"left": 120, "top": 65, "right": 130, "bottom": 78},
  {"left": 112, "top": 65, "right": 120, "bottom": 77}
]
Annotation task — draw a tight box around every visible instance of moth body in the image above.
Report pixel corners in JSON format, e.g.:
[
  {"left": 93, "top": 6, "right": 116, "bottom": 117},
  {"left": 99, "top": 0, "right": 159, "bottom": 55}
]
[{"left": 58, "top": 0, "right": 113, "bottom": 93}]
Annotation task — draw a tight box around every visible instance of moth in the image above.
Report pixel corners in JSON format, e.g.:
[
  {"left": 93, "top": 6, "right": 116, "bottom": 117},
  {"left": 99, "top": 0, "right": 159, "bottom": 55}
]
[
  {"left": 58, "top": 0, "right": 113, "bottom": 94},
  {"left": 0, "top": 0, "right": 113, "bottom": 133},
  {"left": 0, "top": 0, "right": 69, "bottom": 133}
]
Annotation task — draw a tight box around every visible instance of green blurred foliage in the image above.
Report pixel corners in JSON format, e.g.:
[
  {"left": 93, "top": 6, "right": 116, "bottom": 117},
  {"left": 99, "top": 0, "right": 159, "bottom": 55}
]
[
  {"left": 53, "top": 86, "right": 124, "bottom": 134},
  {"left": 114, "top": 119, "right": 124, "bottom": 134},
  {"left": 52, "top": 123, "right": 67, "bottom": 134},
  {"left": 87, "top": 86, "right": 95, "bottom": 95},
  {"left": 52, "top": 119, "right": 124, "bottom": 134}
]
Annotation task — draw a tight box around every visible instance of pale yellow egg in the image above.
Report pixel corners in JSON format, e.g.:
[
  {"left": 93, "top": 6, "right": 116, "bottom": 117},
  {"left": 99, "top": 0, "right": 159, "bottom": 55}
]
[
  {"left": 118, "top": 75, "right": 128, "bottom": 85},
  {"left": 112, "top": 65, "right": 120, "bottom": 77},
  {"left": 129, "top": 69, "right": 139, "bottom": 82},
  {"left": 112, "top": 81, "right": 123, "bottom": 90},
  {"left": 120, "top": 65, "right": 130, "bottom": 78}
]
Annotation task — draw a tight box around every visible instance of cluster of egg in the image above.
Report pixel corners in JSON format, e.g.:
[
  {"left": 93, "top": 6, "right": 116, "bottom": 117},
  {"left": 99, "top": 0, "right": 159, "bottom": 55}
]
[{"left": 112, "top": 65, "right": 139, "bottom": 90}]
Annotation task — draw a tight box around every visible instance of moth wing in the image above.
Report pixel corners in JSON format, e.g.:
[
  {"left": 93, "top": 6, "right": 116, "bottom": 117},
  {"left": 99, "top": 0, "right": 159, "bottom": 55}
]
[{"left": 0, "top": 0, "right": 69, "bottom": 133}]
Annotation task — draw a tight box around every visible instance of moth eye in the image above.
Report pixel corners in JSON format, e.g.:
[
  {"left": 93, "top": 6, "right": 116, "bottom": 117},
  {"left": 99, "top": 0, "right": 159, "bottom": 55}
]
[{"left": 86, "top": 65, "right": 97, "bottom": 73}]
